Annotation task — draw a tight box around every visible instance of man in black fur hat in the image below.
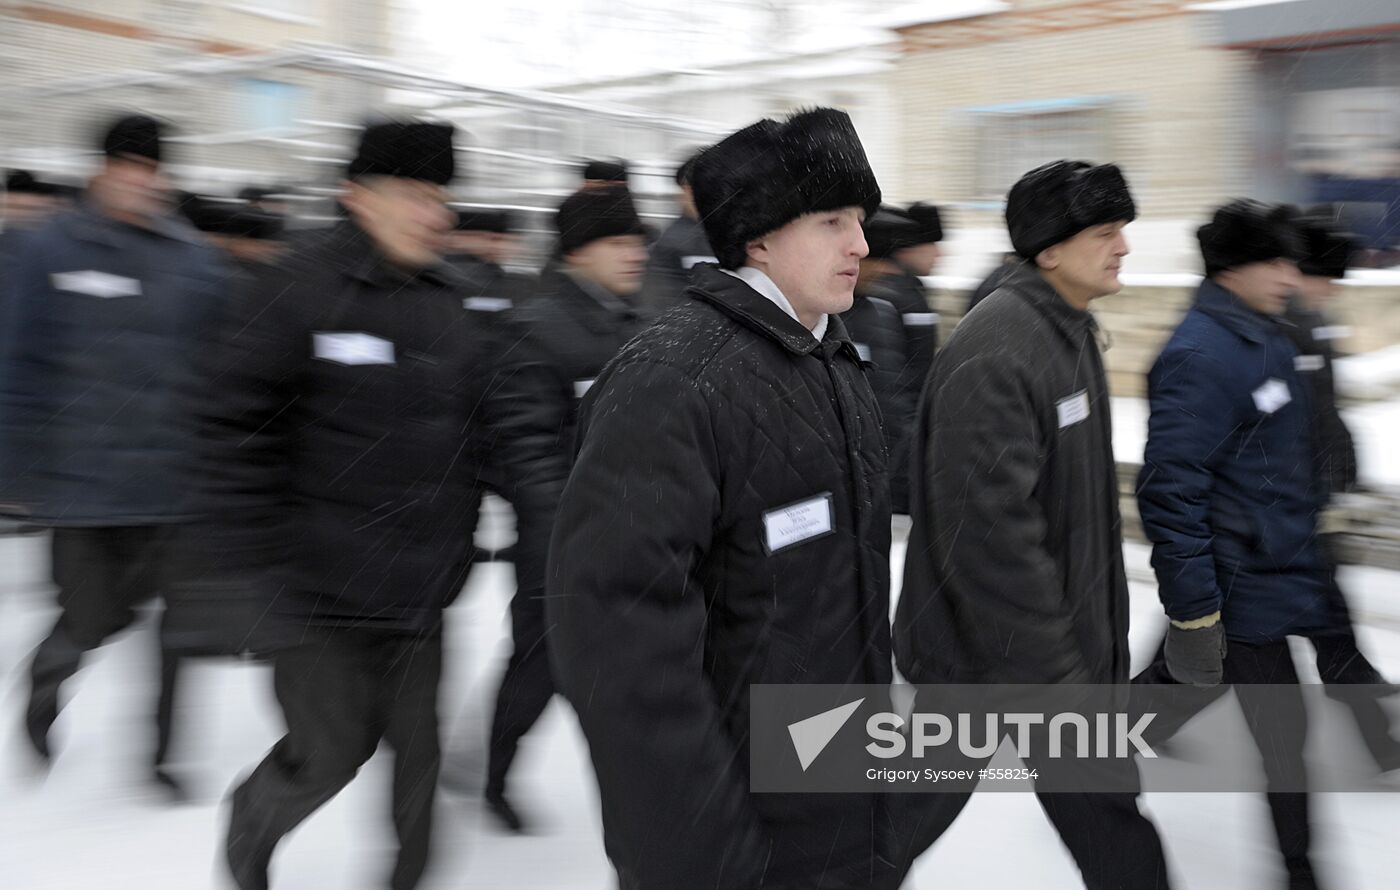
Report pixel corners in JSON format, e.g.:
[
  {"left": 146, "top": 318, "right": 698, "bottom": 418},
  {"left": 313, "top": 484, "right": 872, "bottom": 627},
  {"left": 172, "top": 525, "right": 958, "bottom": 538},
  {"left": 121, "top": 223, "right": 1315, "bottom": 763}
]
[
  {"left": 444, "top": 208, "right": 529, "bottom": 311},
  {"left": 581, "top": 158, "right": 629, "bottom": 190},
  {"left": 180, "top": 194, "right": 286, "bottom": 267},
  {"left": 2, "top": 114, "right": 226, "bottom": 792},
  {"left": 894, "top": 160, "right": 1173, "bottom": 888},
  {"left": 639, "top": 147, "right": 716, "bottom": 314},
  {"left": 2, "top": 170, "right": 62, "bottom": 233},
  {"left": 215, "top": 118, "right": 566, "bottom": 890},
  {"left": 548, "top": 107, "right": 897, "bottom": 890},
  {"left": 476, "top": 184, "right": 648, "bottom": 833}
]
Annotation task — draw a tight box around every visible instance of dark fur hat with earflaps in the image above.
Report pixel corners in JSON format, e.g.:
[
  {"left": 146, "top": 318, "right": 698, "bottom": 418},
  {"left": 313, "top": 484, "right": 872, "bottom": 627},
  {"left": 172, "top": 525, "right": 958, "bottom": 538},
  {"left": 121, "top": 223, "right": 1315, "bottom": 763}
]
[
  {"left": 1197, "top": 199, "right": 1305, "bottom": 277},
  {"left": 692, "top": 107, "right": 882, "bottom": 269}
]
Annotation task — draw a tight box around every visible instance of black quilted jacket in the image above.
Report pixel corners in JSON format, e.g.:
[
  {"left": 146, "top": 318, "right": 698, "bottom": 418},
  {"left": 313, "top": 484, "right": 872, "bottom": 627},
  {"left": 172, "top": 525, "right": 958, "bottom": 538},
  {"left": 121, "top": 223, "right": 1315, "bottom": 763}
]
[{"left": 547, "top": 263, "right": 896, "bottom": 890}]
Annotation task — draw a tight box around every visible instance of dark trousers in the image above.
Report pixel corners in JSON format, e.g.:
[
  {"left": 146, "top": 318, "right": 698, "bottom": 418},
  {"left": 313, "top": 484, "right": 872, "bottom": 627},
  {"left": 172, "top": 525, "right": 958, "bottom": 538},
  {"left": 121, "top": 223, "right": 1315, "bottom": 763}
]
[
  {"left": 27, "top": 526, "right": 167, "bottom": 755},
  {"left": 892, "top": 729, "right": 1171, "bottom": 889},
  {"left": 226, "top": 629, "right": 443, "bottom": 890},
  {"left": 1135, "top": 639, "right": 1315, "bottom": 884},
  {"left": 485, "top": 585, "right": 554, "bottom": 798}
]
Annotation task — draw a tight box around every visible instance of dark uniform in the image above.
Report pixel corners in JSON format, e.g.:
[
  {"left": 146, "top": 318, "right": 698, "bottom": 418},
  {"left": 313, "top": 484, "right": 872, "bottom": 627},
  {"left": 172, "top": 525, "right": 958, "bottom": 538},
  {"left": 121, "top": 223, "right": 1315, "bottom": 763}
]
[
  {"left": 219, "top": 123, "right": 567, "bottom": 890},
  {"left": 482, "top": 190, "right": 648, "bottom": 821},
  {"left": 894, "top": 163, "right": 1169, "bottom": 889},
  {"left": 1, "top": 194, "right": 224, "bottom": 764}
]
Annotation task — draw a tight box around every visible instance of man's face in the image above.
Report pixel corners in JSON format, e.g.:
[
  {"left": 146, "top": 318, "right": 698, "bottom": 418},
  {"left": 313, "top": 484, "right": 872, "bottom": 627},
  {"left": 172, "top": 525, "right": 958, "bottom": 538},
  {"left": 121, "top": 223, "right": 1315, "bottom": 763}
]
[
  {"left": 1219, "top": 259, "right": 1301, "bottom": 316},
  {"left": 342, "top": 177, "right": 453, "bottom": 270},
  {"left": 2, "top": 193, "right": 58, "bottom": 230},
  {"left": 1038, "top": 221, "right": 1130, "bottom": 301},
  {"left": 749, "top": 207, "right": 869, "bottom": 320},
  {"left": 91, "top": 156, "right": 170, "bottom": 224},
  {"left": 894, "top": 240, "right": 942, "bottom": 277},
  {"left": 217, "top": 236, "right": 286, "bottom": 266},
  {"left": 566, "top": 234, "right": 648, "bottom": 296}
]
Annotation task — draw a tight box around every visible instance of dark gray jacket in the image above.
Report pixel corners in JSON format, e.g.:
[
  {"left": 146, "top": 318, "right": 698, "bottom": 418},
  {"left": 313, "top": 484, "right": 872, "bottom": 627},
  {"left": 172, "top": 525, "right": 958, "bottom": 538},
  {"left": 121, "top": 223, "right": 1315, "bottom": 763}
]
[
  {"left": 0, "top": 206, "right": 225, "bottom": 524},
  {"left": 895, "top": 260, "right": 1130, "bottom": 685}
]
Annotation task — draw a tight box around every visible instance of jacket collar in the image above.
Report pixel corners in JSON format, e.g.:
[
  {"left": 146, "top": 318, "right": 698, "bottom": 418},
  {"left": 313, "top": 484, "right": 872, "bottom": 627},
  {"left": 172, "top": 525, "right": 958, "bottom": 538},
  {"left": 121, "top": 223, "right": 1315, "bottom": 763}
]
[
  {"left": 60, "top": 201, "right": 204, "bottom": 249},
  {"left": 1194, "top": 278, "right": 1278, "bottom": 346},
  {"left": 689, "top": 264, "right": 861, "bottom": 361},
  {"left": 999, "top": 259, "right": 1099, "bottom": 347}
]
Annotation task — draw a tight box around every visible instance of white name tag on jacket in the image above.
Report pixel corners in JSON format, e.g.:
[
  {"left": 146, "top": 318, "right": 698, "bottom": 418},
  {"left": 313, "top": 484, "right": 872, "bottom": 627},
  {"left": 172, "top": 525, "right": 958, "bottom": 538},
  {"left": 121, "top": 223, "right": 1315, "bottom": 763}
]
[
  {"left": 573, "top": 379, "right": 594, "bottom": 399},
  {"left": 681, "top": 255, "right": 718, "bottom": 269},
  {"left": 902, "top": 312, "right": 939, "bottom": 327},
  {"left": 1252, "top": 377, "right": 1291, "bottom": 414},
  {"left": 1056, "top": 390, "right": 1090, "bottom": 429},
  {"left": 854, "top": 343, "right": 872, "bottom": 362},
  {"left": 763, "top": 493, "right": 835, "bottom": 553},
  {"left": 312, "top": 332, "right": 396, "bottom": 366},
  {"left": 51, "top": 270, "right": 142, "bottom": 299},
  {"left": 1294, "top": 354, "right": 1325, "bottom": 373},
  {"left": 463, "top": 296, "right": 512, "bottom": 312},
  {"left": 1312, "top": 325, "right": 1351, "bottom": 342}
]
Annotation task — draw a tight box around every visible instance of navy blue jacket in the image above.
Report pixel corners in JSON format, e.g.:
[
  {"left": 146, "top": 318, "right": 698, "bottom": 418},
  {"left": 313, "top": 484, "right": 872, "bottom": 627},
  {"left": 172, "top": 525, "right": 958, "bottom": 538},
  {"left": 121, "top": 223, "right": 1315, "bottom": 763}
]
[
  {"left": 1137, "top": 279, "right": 1333, "bottom": 641},
  {"left": 0, "top": 206, "right": 225, "bottom": 525}
]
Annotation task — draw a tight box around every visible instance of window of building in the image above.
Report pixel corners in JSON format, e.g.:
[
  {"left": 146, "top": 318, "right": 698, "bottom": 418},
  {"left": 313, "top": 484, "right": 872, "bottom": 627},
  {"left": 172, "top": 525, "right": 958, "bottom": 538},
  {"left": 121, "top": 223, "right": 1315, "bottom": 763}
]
[
  {"left": 970, "top": 100, "right": 1112, "bottom": 201},
  {"left": 240, "top": 79, "right": 307, "bottom": 132}
]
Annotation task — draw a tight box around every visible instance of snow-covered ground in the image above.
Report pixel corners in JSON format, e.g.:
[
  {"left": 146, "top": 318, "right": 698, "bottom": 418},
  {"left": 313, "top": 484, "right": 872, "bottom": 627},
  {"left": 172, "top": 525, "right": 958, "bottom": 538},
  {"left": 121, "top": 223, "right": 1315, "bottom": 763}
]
[{"left": 2, "top": 508, "right": 1397, "bottom": 889}]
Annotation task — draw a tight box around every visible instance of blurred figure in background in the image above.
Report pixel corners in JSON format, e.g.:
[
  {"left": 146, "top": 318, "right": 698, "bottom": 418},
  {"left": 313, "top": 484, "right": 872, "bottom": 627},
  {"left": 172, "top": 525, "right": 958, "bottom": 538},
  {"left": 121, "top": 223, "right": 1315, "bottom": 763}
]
[
  {"left": 237, "top": 185, "right": 293, "bottom": 219},
  {"left": 894, "top": 161, "right": 1170, "bottom": 888},
  {"left": 860, "top": 201, "right": 943, "bottom": 414},
  {"left": 477, "top": 184, "right": 647, "bottom": 833},
  {"left": 1284, "top": 208, "right": 1400, "bottom": 774},
  {"left": 843, "top": 206, "right": 919, "bottom": 514},
  {"left": 1135, "top": 200, "right": 1332, "bottom": 889},
  {"left": 548, "top": 108, "right": 896, "bottom": 890},
  {"left": 180, "top": 194, "right": 286, "bottom": 269},
  {"left": 967, "top": 251, "right": 1019, "bottom": 313},
  {"left": 445, "top": 208, "right": 529, "bottom": 312},
  {"left": 639, "top": 147, "right": 715, "bottom": 315},
  {"left": 0, "top": 114, "right": 225, "bottom": 788},
  {"left": 217, "top": 119, "right": 566, "bottom": 890},
  {"left": 2, "top": 170, "right": 64, "bottom": 235}
]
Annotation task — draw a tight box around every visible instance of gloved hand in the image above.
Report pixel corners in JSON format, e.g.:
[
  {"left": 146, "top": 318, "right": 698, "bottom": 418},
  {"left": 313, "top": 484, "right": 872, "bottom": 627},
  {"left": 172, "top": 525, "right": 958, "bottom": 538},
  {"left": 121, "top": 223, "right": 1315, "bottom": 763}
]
[{"left": 1164, "top": 611, "right": 1226, "bottom": 687}]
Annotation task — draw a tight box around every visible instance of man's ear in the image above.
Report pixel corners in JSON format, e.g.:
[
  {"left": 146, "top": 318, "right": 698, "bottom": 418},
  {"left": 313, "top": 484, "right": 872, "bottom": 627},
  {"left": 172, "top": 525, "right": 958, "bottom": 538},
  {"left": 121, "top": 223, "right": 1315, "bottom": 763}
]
[
  {"left": 1035, "top": 244, "right": 1060, "bottom": 272},
  {"left": 746, "top": 236, "right": 769, "bottom": 267}
]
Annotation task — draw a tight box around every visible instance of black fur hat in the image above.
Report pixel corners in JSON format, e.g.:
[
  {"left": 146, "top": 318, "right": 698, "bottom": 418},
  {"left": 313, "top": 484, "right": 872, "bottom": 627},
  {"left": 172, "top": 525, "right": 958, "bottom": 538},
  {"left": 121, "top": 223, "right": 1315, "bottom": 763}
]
[
  {"left": 675, "top": 147, "right": 706, "bottom": 187},
  {"left": 455, "top": 208, "right": 513, "bottom": 233},
  {"left": 583, "top": 159, "right": 629, "bottom": 183},
  {"left": 556, "top": 186, "right": 646, "bottom": 254},
  {"left": 347, "top": 120, "right": 456, "bottom": 185},
  {"left": 863, "top": 206, "right": 921, "bottom": 260},
  {"left": 101, "top": 113, "right": 164, "bottom": 164},
  {"left": 5, "top": 170, "right": 54, "bottom": 195},
  {"left": 1295, "top": 208, "right": 1357, "bottom": 279},
  {"left": 1197, "top": 199, "right": 1305, "bottom": 277},
  {"left": 692, "top": 107, "right": 882, "bottom": 269},
  {"left": 903, "top": 202, "right": 944, "bottom": 245},
  {"left": 1006, "top": 160, "right": 1135, "bottom": 259}
]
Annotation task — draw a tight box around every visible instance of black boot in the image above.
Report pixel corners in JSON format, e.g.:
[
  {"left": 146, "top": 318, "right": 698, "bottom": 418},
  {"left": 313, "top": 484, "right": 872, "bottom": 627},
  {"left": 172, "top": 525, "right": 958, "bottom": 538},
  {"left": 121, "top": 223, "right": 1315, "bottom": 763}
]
[
  {"left": 24, "top": 625, "right": 85, "bottom": 761},
  {"left": 484, "top": 790, "right": 528, "bottom": 833}
]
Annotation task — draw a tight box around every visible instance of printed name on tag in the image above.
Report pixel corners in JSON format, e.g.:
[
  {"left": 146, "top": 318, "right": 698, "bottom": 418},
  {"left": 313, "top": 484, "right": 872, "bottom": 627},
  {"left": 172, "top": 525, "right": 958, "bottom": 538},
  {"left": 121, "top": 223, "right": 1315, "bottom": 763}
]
[
  {"left": 463, "top": 296, "right": 512, "bottom": 312},
  {"left": 1056, "top": 390, "right": 1091, "bottom": 429},
  {"left": 681, "top": 255, "right": 718, "bottom": 269},
  {"left": 312, "top": 332, "right": 396, "bottom": 366},
  {"left": 763, "top": 493, "right": 835, "bottom": 554},
  {"left": 1294, "top": 354, "right": 1325, "bottom": 373},
  {"left": 902, "top": 312, "right": 939, "bottom": 327},
  {"left": 51, "top": 270, "right": 142, "bottom": 299},
  {"left": 573, "top": 379, "right": 595, "bottom": 399},
  {"left": 1312, "top": 325, "right": 1352, "bottom": 342},
  {"left": 1251, "top": 378, "right": 1291, "bottom": 414},
  {"left": 854, "top": 343, "right": 872, "bottom": 363}
]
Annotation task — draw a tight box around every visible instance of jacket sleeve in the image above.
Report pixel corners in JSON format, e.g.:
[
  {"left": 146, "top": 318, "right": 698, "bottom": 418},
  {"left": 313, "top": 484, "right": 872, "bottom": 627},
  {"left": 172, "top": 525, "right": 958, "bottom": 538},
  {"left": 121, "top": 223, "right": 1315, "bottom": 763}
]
[
  {"left": 1136, "top": 347, "right": 1235, "bottom": 622},
  {"left": 546, "top": 358, "right": 770, "bottom": 889},
  {"left": 480, "top": 325, "right": 571, "bottom": 596},
  {"left": 924, "top": 350, "right": 1091, "bottom": 684},
  {"left": 191, "top": 263, "right": 301, "bottom": 521}
]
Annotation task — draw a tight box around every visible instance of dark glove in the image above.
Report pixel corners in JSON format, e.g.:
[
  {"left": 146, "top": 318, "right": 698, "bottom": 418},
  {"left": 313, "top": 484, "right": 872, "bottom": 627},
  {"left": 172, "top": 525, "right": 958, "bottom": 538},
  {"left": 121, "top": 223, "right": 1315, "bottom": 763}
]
[{"left": 1164, "top": 616, "right": 1226, "bottom": 688}]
